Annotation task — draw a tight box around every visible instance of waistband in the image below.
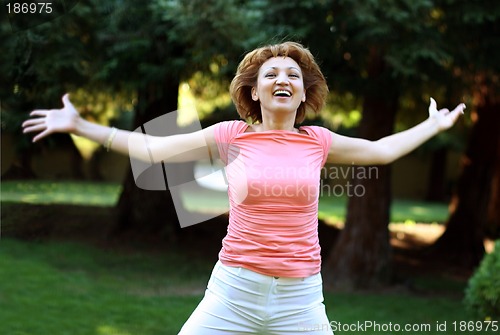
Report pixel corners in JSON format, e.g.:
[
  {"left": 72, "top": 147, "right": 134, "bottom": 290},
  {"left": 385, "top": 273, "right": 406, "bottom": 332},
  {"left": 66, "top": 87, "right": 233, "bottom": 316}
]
[{"left": 217, "top": 260, "right": 320, "bottom": 284}]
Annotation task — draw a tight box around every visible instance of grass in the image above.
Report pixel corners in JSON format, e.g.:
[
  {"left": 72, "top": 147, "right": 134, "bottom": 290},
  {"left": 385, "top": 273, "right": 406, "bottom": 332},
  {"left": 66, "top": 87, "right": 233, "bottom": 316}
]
[
  {"left": 1, "top": 238, "right": 489, "bottom": 335},
  {"left": 2, "top": 180, "right": 480, "bottom": 334},
  {"left": 1, "top": 180, "right": 121, "bottom": 206},
  {"left": 0, "top": 238, "right": 207, "bottom": 335},
  {"left": 1, "top": 180, "right": 450, "bottom": 223}
]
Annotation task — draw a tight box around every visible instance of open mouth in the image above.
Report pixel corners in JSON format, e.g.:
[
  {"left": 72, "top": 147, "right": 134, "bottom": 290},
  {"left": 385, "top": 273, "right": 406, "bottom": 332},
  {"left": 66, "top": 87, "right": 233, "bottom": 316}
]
[{"left": 273, "top": 90, "right": 292, "bottom": 97}]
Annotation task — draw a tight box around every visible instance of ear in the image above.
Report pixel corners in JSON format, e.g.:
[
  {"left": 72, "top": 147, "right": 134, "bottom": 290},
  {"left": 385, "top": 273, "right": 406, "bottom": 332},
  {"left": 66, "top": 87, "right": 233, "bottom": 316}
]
[
  {"left": 302, "top": 90, "right": 306, "bottom": 102},
  {"left": 251, "top": 87, "right": 259, "bottom": 101}
]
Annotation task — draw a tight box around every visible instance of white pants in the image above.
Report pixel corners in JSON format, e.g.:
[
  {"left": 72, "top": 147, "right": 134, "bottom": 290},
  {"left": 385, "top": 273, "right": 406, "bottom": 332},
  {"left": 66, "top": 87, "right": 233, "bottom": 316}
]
[{"left": 178, "top": 261, "right": 334, "bottom": 334}]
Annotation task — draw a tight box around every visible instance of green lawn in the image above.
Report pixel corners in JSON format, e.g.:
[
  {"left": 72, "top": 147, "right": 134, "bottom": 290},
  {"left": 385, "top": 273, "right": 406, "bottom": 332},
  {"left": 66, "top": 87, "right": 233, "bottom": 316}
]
[
  {"left": 1, "top": 180, "right": 450, "bottom": 223},
  {"left": 0, "top": 238, "right": 207, "bottom": 335},
  {"left": 1, "top": 180, "right": 122, "bottom": 206},
  {"left": 0, "top": 238, "right": 488, "bottom": 335},
  {"left": 0, "top": 180, "right": 492, "bottom": 334}
]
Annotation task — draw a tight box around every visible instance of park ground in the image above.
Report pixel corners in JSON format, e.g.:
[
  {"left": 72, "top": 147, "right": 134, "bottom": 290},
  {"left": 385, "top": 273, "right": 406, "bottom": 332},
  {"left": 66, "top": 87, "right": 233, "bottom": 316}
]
[{"left": 1, "top": 181, "right": 496, "bottom": 334}]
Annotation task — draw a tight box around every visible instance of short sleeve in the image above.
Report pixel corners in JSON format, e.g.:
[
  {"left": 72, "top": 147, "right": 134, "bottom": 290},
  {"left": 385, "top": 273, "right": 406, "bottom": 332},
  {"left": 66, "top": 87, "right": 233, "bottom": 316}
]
[
  {"left": 302, "top": 126, "right": 332, "bottom": 167},
  {"left": 213, "top": 120, "right": 248, "bottom": 165}
]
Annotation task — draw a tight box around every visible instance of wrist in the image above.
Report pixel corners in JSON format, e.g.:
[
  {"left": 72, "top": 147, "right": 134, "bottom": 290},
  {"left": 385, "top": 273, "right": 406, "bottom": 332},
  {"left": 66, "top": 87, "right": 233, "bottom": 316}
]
[
  {"left": 425, "top": 115, "right": 441, "bottom": 134},
  {"left": 104, "top": 127, "right": 118, "bottom": 152},
  {"left": 73, "top": 116, "right": 87, "bottom": 137},
  {"left": 73, "top": 117, "right": 110, "bottom": 146}
]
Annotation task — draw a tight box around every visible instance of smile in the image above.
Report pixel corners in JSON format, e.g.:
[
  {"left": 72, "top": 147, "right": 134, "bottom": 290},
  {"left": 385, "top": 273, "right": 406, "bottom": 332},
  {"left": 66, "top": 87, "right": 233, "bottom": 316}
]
[{"left": 273, "top": 90, "right": 292, "bottom": 97}]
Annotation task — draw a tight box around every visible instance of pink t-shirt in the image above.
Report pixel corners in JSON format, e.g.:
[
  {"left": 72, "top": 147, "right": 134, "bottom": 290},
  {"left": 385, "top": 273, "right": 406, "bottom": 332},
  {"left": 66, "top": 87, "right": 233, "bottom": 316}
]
[{"left": 214, "top": 120, "right": 332, "bottom": 278}]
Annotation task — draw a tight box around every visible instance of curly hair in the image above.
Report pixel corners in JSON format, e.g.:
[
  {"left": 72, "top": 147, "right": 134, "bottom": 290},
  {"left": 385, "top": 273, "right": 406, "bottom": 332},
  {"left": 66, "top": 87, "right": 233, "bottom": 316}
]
[{"left": 229, "top": 41, "right": 328, "bottom": 124}]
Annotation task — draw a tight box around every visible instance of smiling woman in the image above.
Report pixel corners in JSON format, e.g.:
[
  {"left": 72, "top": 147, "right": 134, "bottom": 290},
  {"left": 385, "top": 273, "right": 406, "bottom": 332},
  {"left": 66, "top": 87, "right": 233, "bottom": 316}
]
[{"left": 22, "top": 40, "right": 465, "bottom": 335}]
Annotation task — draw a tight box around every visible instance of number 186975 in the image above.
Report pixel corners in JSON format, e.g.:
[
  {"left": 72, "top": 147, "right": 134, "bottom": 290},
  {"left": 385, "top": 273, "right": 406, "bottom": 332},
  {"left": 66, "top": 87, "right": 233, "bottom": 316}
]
[{"left": 6, "top": 2, "right": 53, "bottom": 14}]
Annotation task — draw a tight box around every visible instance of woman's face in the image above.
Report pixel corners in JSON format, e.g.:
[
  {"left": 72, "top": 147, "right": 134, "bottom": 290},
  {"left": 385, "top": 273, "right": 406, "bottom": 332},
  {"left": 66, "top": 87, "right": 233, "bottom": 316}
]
[{"left": 252, "top": 56, "right": 306, "bottom": 118}]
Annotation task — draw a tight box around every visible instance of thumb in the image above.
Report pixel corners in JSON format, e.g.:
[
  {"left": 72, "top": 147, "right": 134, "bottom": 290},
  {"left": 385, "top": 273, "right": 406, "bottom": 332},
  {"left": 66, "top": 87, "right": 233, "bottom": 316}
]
[
  {"left": 62, "top": 93, "right": 71, "bottom": 107},
  {"left": 428, "top": 97, "right": 438, "bottom": 118}
]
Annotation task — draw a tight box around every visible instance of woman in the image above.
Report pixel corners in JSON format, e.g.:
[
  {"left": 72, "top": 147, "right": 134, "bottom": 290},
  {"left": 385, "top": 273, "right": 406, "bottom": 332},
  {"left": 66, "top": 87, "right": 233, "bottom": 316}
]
[{"left": 23, "top": 41, "right": 465, "bottom": 334}]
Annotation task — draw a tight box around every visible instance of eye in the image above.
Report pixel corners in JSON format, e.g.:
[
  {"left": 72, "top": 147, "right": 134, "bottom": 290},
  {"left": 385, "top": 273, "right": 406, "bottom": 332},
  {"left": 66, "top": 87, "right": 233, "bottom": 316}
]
[
  {"left": 265, "top": 73, "right": 276, "bottom": 78},
  {"left": 289, "top": 73, "right": 300, "bottom": 78}
]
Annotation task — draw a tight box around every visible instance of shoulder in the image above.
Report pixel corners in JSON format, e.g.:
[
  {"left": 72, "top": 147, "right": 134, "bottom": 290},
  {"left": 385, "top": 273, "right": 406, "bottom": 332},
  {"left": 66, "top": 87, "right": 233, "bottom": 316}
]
[
  {"left": 213, "top": 120, "right": 247, "bottom": 133},
  {"left": 211, "top": 120, "right": 248, "bottom": 143},
  {"left": 301, "top": 125, "right": 332, "bottom": 141}
]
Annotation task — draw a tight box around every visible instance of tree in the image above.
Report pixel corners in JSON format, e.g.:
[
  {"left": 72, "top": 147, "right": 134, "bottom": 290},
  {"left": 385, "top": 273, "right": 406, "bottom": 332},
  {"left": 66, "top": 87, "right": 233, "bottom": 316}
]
[
  {"left": 88, "top": 0, "right": 272, "bottom": 237},
  {"left": 430, "top": 0, "right": 500, "bottom": 267},
  {"left": 2, "top": 0, "right": 332, "bottom": 238},
  {"left": 0, "top": 0, "right": 108, "bottom": 179},
  {"left": 320, "top": 0, "right": 455, "bottom": 290},
  {"left": 95, "top": 0, "right": 337, "bottom": 237}
]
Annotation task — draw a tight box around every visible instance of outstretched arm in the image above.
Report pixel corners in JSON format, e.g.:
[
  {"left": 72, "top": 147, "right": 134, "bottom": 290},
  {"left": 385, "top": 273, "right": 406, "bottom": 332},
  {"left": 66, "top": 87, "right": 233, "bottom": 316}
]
[
  {"left": 327, "top": 98, "right": 465, "bottom": 165},
  {"left": 22, "top": 94, "right": 218, "bottom": 163}
]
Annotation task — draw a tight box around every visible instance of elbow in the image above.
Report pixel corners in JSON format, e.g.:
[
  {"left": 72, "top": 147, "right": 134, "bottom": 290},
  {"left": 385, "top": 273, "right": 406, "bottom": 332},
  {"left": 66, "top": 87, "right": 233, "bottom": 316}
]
[
  {"left": 374, "top": 144, "right": 397, "bottom": 165},
  {"left": 379, "top": 156, "right": 395, "bottom": 165},
  {"left": 370, "top": 156, "right": 393, "bottom": 166}
]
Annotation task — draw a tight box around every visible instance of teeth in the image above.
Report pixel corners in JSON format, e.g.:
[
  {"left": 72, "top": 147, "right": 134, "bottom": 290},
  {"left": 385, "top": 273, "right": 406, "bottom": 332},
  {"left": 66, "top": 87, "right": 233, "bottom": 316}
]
[{"left": 274, "top": 90, "right": 291, "bottom": 97}]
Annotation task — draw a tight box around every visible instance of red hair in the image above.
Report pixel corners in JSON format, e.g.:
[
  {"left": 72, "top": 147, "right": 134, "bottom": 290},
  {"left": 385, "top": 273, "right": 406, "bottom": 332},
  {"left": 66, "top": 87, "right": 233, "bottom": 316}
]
[{"left": 230, "top": 41, "right": 328, "bottom": 124}]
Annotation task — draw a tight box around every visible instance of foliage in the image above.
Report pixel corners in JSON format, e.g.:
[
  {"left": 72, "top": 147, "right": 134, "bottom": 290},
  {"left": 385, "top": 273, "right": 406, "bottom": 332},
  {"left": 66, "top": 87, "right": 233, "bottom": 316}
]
[
  {"left": 2, "top": 0, "right": 497, "bottom": 141},
  {"left": 464, "top": 240, "right": 500, "bottom": 320},
  {"left": 321, "top": 0, "right": 464, "bottom": 134},
  {"left": 437, "top": 0, "right": 500, "bottom": 75},
  {"left": 0, "top": 0, "right": 329, "bottom": 145}
]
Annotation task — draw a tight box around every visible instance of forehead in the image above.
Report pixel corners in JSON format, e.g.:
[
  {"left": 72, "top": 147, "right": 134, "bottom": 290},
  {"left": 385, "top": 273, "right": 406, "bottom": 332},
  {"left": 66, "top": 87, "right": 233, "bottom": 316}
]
[{"left": 259, "top": 57, "right": 302, "bottom": 73}]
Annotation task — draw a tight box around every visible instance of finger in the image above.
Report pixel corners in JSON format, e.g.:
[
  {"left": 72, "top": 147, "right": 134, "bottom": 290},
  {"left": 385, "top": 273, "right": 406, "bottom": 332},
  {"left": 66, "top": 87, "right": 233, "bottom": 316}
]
[
  {"left": 23, "top": 124, "right": 47, "bottom": 134},
  {"left": 32, "top": 129, "right": 51, "bottom": 143},
  {"left": 429, "top": 97, "right": 438, "bottom": 117},
  {"left": 30, "top": 110, "right": 49, "bottom": 117},
  {"left": 451, "top": 103, "right": 466, "bottom": 115},
  {"left": 22, "top": 118, "right": 45, "bottom": 127},
  {"left": 62, "top": 93, "right": 71, "bottom": 107},
  {"left": 438, "top": 108, "right": 450, "bottom": 115}
]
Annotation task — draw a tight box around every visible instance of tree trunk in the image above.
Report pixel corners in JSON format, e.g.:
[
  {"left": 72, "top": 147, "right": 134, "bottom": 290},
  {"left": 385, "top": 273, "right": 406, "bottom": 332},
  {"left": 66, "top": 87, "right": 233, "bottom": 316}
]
[
  {"left": 111, "top": 76, "right": 183, "bottom": 240},
  {"left": 426, "top": 147, "right": 448, "bottom": 202},
  {"left": 323, "top": 48, "right": 398, "bottom": 290},
  {"left": 430, "top": 96, "right": 500, "bottom": 267},
  {"left": 487, "top": 154, "right": 500, "bottom": 238}
]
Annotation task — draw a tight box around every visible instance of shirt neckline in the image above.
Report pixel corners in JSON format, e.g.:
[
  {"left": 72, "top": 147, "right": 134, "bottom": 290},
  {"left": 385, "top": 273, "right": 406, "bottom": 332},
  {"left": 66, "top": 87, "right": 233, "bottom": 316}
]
[{"left": 241, "top": 122, "right": 310, "bottom": 136}]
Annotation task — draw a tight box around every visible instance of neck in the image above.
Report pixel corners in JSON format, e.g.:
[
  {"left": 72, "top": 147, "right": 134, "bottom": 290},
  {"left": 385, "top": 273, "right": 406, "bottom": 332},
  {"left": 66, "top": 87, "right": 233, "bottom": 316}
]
[{"left": 260, "top": 111, "right": 296, "bottom": 131}]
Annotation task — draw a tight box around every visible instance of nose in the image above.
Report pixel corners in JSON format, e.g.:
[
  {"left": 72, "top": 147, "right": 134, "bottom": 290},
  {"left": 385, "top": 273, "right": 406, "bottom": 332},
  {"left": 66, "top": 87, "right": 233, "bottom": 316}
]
[{"left": 275, "top": 72, "right": 289, "bottom": 85}]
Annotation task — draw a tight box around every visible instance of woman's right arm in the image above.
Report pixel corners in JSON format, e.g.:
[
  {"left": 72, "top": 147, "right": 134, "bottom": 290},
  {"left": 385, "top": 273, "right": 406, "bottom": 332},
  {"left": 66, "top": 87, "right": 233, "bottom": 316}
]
[{"left": 22, "top": 94, "right": 218, "bottom": 163}]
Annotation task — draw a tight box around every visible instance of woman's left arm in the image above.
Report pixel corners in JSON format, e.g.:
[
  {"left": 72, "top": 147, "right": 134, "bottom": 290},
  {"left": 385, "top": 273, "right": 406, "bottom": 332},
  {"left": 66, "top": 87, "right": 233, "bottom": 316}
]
[{"left": 327, "top": 98, "right": 466, "bottom": 165}]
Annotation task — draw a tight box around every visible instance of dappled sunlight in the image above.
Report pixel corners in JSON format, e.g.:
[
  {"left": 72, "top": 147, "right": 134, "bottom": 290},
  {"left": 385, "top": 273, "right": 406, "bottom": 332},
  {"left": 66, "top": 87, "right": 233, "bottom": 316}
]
[
  {"left": 484, "top": 239, "right": 495, "bottom": 254},
  {"left": 71, "top": 134, "right": 101, "bottom": 160},
  {"left": 317, "top": 212, "right": 345, "bottom": 228},
  {"left": 97, "top": 325, "right": 132, "bottom": 335},
  {"left": 177, "top": 82, "right": 199, "bottom": 127},
  {"left": 391, "top": 200, "right": 449, "bottom": 223},
  {"left": 20, "top": 194, "right": 43, "bottom": 204},
  {"left": 390, "top": 222, "right": 445, "bottom": 249},
  {"left": 408, "top": 206, "right": 432, "bottom": 215},
  {"left": 180, "top": 186, "right": 229, "bottom": 214},
  {"left": 2, "top": 181, "right": 121, "bottom": 206},
  {"left": 68, "top": 89, "right": 135, "bottom": 160},
  {"left": 177, "top": 73, "right": 232, "bottom": 127}
]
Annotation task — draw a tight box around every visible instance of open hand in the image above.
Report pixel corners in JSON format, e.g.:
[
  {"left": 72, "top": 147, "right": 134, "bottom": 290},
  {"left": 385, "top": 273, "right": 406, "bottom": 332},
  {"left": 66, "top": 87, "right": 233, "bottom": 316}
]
[
  {"left": 428, "top": 97, "right": 466, "bottom": 132},
  {"left": 22, "top": 94, "right": 80, "bottom": 142}
]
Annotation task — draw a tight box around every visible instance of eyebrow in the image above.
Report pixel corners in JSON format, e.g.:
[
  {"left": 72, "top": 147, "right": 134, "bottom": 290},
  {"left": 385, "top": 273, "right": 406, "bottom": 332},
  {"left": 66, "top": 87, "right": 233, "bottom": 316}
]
[{"left": 263, "top": 66, "right": 301, "bottom": 72}]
